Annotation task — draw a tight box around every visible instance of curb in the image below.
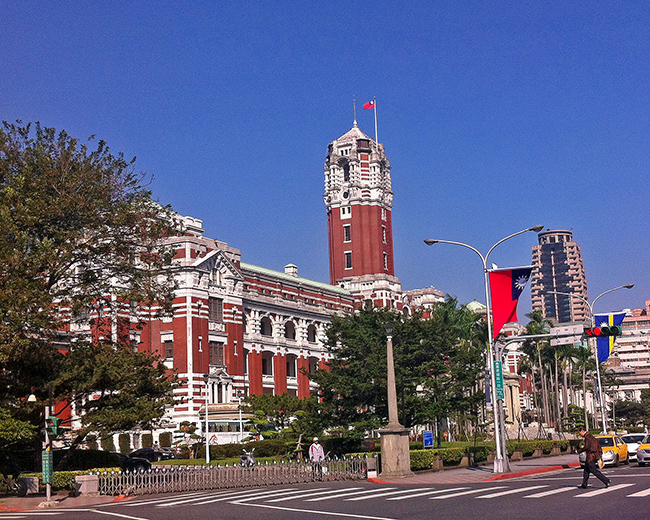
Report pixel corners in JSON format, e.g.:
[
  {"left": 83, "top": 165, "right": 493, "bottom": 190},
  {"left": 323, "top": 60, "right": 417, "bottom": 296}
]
[
  {"left": 483, "top": 462, "right": 580, "bottom": 481},
  {"left": 367, "top": 462, "right": 580, "bottom": 485}
]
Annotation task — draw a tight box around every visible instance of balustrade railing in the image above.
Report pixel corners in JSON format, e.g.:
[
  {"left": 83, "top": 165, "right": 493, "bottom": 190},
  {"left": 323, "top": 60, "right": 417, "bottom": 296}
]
[{"left": 95, "top": 457, "right": 368, "bottom": 496}]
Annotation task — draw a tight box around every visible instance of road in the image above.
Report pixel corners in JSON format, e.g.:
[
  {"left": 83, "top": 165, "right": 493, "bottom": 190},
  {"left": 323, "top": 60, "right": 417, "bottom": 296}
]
[{"left": 3, "top": 465, "right": 650, "bottom": 520}]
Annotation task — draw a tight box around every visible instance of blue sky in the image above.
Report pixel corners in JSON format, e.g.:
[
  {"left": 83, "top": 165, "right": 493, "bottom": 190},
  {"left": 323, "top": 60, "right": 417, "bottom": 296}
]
[{"left": 2, "top": 1, "right": 648, "bottom": 318}]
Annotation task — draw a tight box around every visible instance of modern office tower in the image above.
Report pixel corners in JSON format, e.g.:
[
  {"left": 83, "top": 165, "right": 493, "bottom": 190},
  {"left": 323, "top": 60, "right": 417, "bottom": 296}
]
[{"left": 530, "top": 229, "right": 590, "bottom": 323}]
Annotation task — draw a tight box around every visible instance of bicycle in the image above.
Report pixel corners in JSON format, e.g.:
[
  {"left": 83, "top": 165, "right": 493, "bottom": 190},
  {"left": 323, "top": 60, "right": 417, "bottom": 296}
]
[
  {"left": 0, "top": 473, "right": 28, "bottom": 497},
  {"left": 0, "top": 456, "right": 28, "bottom": 497}
]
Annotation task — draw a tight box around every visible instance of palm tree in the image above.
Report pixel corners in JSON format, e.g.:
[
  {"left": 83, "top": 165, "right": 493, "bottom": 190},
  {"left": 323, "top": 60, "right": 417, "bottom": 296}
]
[
  {"left": 522, "top": 311, "right": 553, "bottom": 427},
  {"left": 571, "top": 343, "right": 595, "bottom": 430}
]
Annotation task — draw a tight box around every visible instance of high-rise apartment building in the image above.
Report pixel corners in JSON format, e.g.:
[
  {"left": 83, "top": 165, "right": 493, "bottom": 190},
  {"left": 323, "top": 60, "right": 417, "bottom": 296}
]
[{"left": 530, "top": 229, "right": 589, "bottom": 323}]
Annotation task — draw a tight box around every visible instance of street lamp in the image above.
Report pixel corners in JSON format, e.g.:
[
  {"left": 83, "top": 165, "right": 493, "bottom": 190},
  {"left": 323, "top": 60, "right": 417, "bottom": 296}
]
[
  {"left": 27, "top": 393, "right": 52, "bottom": 504},
  {"left": 203, "top": 374, "right": 210, "bottom": 465},
  {"left": 424, "top": 224, "right": 543, "bottom": 473},
  {"left": 235, "top": 389, "right": 245, "bottom": 443},
  {"left": 545, "top": 284, "right": 633, "bottom": 434}
]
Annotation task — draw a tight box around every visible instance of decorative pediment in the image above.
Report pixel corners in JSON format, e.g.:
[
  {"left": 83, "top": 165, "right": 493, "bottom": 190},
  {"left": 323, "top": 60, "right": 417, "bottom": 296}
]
[{"left": 193, "top": 250, "right": 244, "bottom": 284}]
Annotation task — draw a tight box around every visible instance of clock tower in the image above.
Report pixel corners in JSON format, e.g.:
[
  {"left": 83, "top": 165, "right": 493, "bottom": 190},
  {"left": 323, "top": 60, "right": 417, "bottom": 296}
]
[{"left": 324, "top": 118, "right": 402, "bottom": 308}]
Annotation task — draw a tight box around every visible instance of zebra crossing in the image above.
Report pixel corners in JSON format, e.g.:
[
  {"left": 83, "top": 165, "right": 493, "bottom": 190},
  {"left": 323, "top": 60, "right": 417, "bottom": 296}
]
[{"left": 107, "top": 481, "right": 650, "bottom": 509}]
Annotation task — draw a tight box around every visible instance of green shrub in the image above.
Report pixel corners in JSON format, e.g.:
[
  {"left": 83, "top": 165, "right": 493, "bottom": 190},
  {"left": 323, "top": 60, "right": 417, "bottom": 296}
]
[
  {"left": 118, "top": 433, "right": 131, "bottom": 454},
  {"left": 23, "top": 470, "right": 90, "bottom": 491},
  {"left": 100, "top": 435, "right": 115, "bottom": 452},
  {"left": 159, "top": 432, "right": 172, "bottom": 448},
  {"left": 142, "top": 434, "right": 153, "bottom": 449},
  {"left": 86, "top": 435, "right": 98, "bottom": 451}
]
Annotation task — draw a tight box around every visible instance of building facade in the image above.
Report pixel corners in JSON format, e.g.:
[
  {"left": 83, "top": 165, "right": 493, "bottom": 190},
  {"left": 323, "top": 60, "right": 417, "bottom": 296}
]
[{"left": 530, "top": 229, "right": 590, "bottom": 323}]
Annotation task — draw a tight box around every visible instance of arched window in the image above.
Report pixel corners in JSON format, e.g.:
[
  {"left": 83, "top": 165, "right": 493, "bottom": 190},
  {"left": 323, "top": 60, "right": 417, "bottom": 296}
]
[
  {"left": 284, "top": 321, "right": 296, "bottom": 340},
  {"left": 286, "top": 354, "right": 297, "bottom": 378},
  {"left": 260, "top": 317, "right": 273, "bottom": 337},
  {"left": 307, "top": 324, "right": 317, "bottom": 343},
  {"left": 262, "top": 352, "right": 274, "bottom": 375}
]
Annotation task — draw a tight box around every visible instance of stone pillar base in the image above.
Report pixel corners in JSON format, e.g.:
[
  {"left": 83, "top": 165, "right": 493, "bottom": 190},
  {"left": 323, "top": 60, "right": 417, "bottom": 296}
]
[{"left": 378, "top": 426, "right": 413, "bottom": 479}]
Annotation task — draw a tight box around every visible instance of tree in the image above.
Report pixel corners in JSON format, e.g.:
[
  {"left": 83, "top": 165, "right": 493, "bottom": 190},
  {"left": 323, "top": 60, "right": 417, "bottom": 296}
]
[
  {"left": 0, "top": 121, "right": 178, "bottom": 448},
  {"left": 311, "top": 298, "right": 485, "bottom": 440}
]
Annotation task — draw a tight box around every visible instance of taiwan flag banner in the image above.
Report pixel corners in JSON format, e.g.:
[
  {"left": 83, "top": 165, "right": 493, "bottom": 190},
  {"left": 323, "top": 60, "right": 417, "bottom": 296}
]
[
  {"left": 489, "top": 266, "right": 533, "bottom": 338},
  {"left": 595, "top": 313, "right": 626, "bottom": 364},
  {"left": 363, "top": 100, "right": 375, "bottom": 109}
]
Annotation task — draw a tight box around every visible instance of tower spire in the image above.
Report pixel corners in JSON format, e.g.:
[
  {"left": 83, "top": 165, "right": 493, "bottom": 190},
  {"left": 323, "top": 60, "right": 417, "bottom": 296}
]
[{"left": 353, "top": 99, "right": 358, "bottom": 127}]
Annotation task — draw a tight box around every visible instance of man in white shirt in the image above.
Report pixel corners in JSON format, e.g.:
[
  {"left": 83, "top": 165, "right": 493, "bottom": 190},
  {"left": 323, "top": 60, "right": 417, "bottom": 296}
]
[{"left": 309, "top": 437, "right": 325, "bottom": 480}]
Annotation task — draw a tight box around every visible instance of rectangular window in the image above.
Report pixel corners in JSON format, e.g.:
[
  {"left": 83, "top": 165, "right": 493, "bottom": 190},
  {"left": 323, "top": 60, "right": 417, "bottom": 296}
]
[
  {"left": 343, "top": 224, "right": 351, "bottom": 242},
  {"left": 382, "top": 226, "right": 387, "bottom": 244},
  {"left": 340, "top": 206, "right": 351, "bottom": 219},
  {"left": 208, "top": 298, "right": 223, "bottom": 323},
  {"left": 381, "top": 208, "right": 386, "bottom": 221},
  {"left": 209, "top": 341, "right": 224, "bottom": 366},
  {"left": 384, "top": 252, "right": 388, "bottom": 270},
  {"left": 164, "top": 340, "right": 174, "bottom": 359},
  {"left": 345, "top": 251, "right": 352, "bottom": 269}
]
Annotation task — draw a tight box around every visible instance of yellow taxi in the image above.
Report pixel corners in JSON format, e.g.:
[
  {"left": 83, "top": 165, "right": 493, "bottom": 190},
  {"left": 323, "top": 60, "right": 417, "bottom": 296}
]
[
  {"left": 578, "top": 434, "right": 629, "bottom": 467},
  {"left": 635, "top": 435, "right": 650, "bottom": 467}
]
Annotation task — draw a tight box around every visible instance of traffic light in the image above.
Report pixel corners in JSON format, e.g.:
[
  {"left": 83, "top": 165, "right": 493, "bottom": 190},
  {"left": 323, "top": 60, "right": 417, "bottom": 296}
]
[
  {"left": 584, "top": 325, "right": 622, "bottom": 337},
  {"left": 45, "top": 416, "right": 61, "bottom": 437}
]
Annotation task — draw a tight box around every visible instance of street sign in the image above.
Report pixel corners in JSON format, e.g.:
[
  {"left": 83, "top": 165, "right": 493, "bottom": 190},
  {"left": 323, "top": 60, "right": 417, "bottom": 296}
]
[
  {"left": 550, "top": 324, "right": 584, "bottom": 346},
  {"left": 423, "top": 430, "right": 434, "bottom": 448},
  {"left": 494, "top": 360, "right": 505, "bottom": 400},
  {"left": 42, "top": 449, "right": 53, "bottom": 485}
]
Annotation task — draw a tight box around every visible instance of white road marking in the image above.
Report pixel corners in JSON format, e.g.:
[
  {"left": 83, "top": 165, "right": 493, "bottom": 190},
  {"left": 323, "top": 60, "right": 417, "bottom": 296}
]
[
  {"left": 575, "top": 483, "right": 635, "bottom": 497},
  {"left": 305, "top": 488, "right": 396, "bottom": 501},
  {"left": 430, "top": 486, "right": 508, "bottom": 499},
  {"left": 524, "top": 487, "right": 575, "bottom": 498},
  {"left": 346, "top": 488, "right": 437, "bottom": 501},
  {"left": 627, "top": 487, "right": 650, "bottom": 497},
  {"left": 233, "top": 500, "right": 402, "bottom": 520},
  {"left": 476, "top": 485, "right": 547, "bottom": 498},
  {"left": 386, "top": 487, "right": 468, "bottom": 500}
]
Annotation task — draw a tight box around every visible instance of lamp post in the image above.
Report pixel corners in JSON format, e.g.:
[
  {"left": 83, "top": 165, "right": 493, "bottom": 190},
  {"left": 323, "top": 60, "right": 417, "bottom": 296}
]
[
  {"left": 235, "top": 389, "right": 245, "bottom": 443},
  {"left": 545, "top": 284, "right": 633, "bottom": 434},
  {"left": 425, "top": 224, "right": 543, "bottom": 473},
  {"left": 377, "top": 323, "right": 413, "bottom": 479},
  {"left": 27, "top": 393, "right": 52, "bottom": 504},
  {"left": 203, "top": 374, "right": 210, "bottom": 465}
]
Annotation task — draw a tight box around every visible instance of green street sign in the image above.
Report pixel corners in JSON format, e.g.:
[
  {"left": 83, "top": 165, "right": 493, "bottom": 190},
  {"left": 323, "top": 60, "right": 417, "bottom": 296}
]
[
  {"left": 494, "top": 360, "right": 505, "bottom": 401},
  {"left": 42, "top": 450, "right": 53, "bottom": 485}
]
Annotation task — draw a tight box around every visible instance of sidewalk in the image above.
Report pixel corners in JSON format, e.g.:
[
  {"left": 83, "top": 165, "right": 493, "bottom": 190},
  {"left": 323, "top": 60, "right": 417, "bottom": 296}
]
[
  {"left": 0, "top": 491, "right": 122, "bottom": 511},
  {"left": 0, "top": 454, "right": 581, "bottom": 510},
  {"left": 370, "top": 453, "right": 581, "bottom": 485}
]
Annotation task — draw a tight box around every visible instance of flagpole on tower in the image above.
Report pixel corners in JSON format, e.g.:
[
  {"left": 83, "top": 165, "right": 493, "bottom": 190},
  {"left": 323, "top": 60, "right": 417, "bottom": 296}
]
[
  {"left": 373, "top": 97, "right": 378, "bottom": 144},
  {"left": 353, "top": 98, "right": 358, "bottom": 126}
]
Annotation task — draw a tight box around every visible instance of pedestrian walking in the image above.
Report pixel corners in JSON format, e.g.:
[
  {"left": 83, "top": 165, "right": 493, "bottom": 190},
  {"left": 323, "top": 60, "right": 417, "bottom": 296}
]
[
  {"left": 309, "top": 437, "right": 325, "bottom": 480},
  {"left": 577, "top": 427, "right": 610, "bottom": 488}
]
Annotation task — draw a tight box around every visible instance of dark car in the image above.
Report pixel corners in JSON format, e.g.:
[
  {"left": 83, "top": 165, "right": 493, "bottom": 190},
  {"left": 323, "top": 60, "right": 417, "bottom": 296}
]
[
  {"left": 114, "top": 452, "right": 152, "bottom": 472},
  {"left": 53, "top": 449, "right": 151, "bottom": 472},
  {"left": 128, "top": 447, "right": 174, "bottom": 463}
]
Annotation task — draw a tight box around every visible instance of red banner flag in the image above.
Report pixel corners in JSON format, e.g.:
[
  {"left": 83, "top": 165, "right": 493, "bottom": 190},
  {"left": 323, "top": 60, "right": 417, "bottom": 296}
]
[
  {"left": 363, "top": 100, "right": 375, "bottom": 109},
  {"left": 489, "top": 266, "right": 533, "bottom": 338}
]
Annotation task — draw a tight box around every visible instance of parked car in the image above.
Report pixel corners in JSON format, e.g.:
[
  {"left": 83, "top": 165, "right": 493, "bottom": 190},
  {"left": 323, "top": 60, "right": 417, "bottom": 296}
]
[
  {"left": 129, "top": 447, "right": 175, "bottom": 463},
  {"left": 53, "top": 449, "right": 152, "bottom": 472},
  {"left": 621, "top": 433, "right": 646, "bottom": 461},
  {"left": 578, "top": 435, "right": 629, "bottom": 467},
  {"left": 635, "top": 436, "right": 650, "bottom": 466},
  {"left": 113, "top": 452, "right": 152, "bottom": 472}
]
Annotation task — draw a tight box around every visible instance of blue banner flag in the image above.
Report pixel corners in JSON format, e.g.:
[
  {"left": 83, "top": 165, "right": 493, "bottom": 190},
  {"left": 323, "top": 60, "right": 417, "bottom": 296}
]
[{"left": 595, "top": 313, "right": 626, "bottom": 364}]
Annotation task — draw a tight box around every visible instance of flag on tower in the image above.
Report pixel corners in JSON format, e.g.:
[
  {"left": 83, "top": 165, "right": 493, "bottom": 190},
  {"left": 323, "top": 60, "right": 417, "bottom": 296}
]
[
  {"left": 488, "top": 266, "right": 533, "bottom": 338},
  {"left": 594, "top": 312, "right": 626, "bottom": 364},
  {"left": 363, "top": 100, "right": 375, "bottom": 109}
]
